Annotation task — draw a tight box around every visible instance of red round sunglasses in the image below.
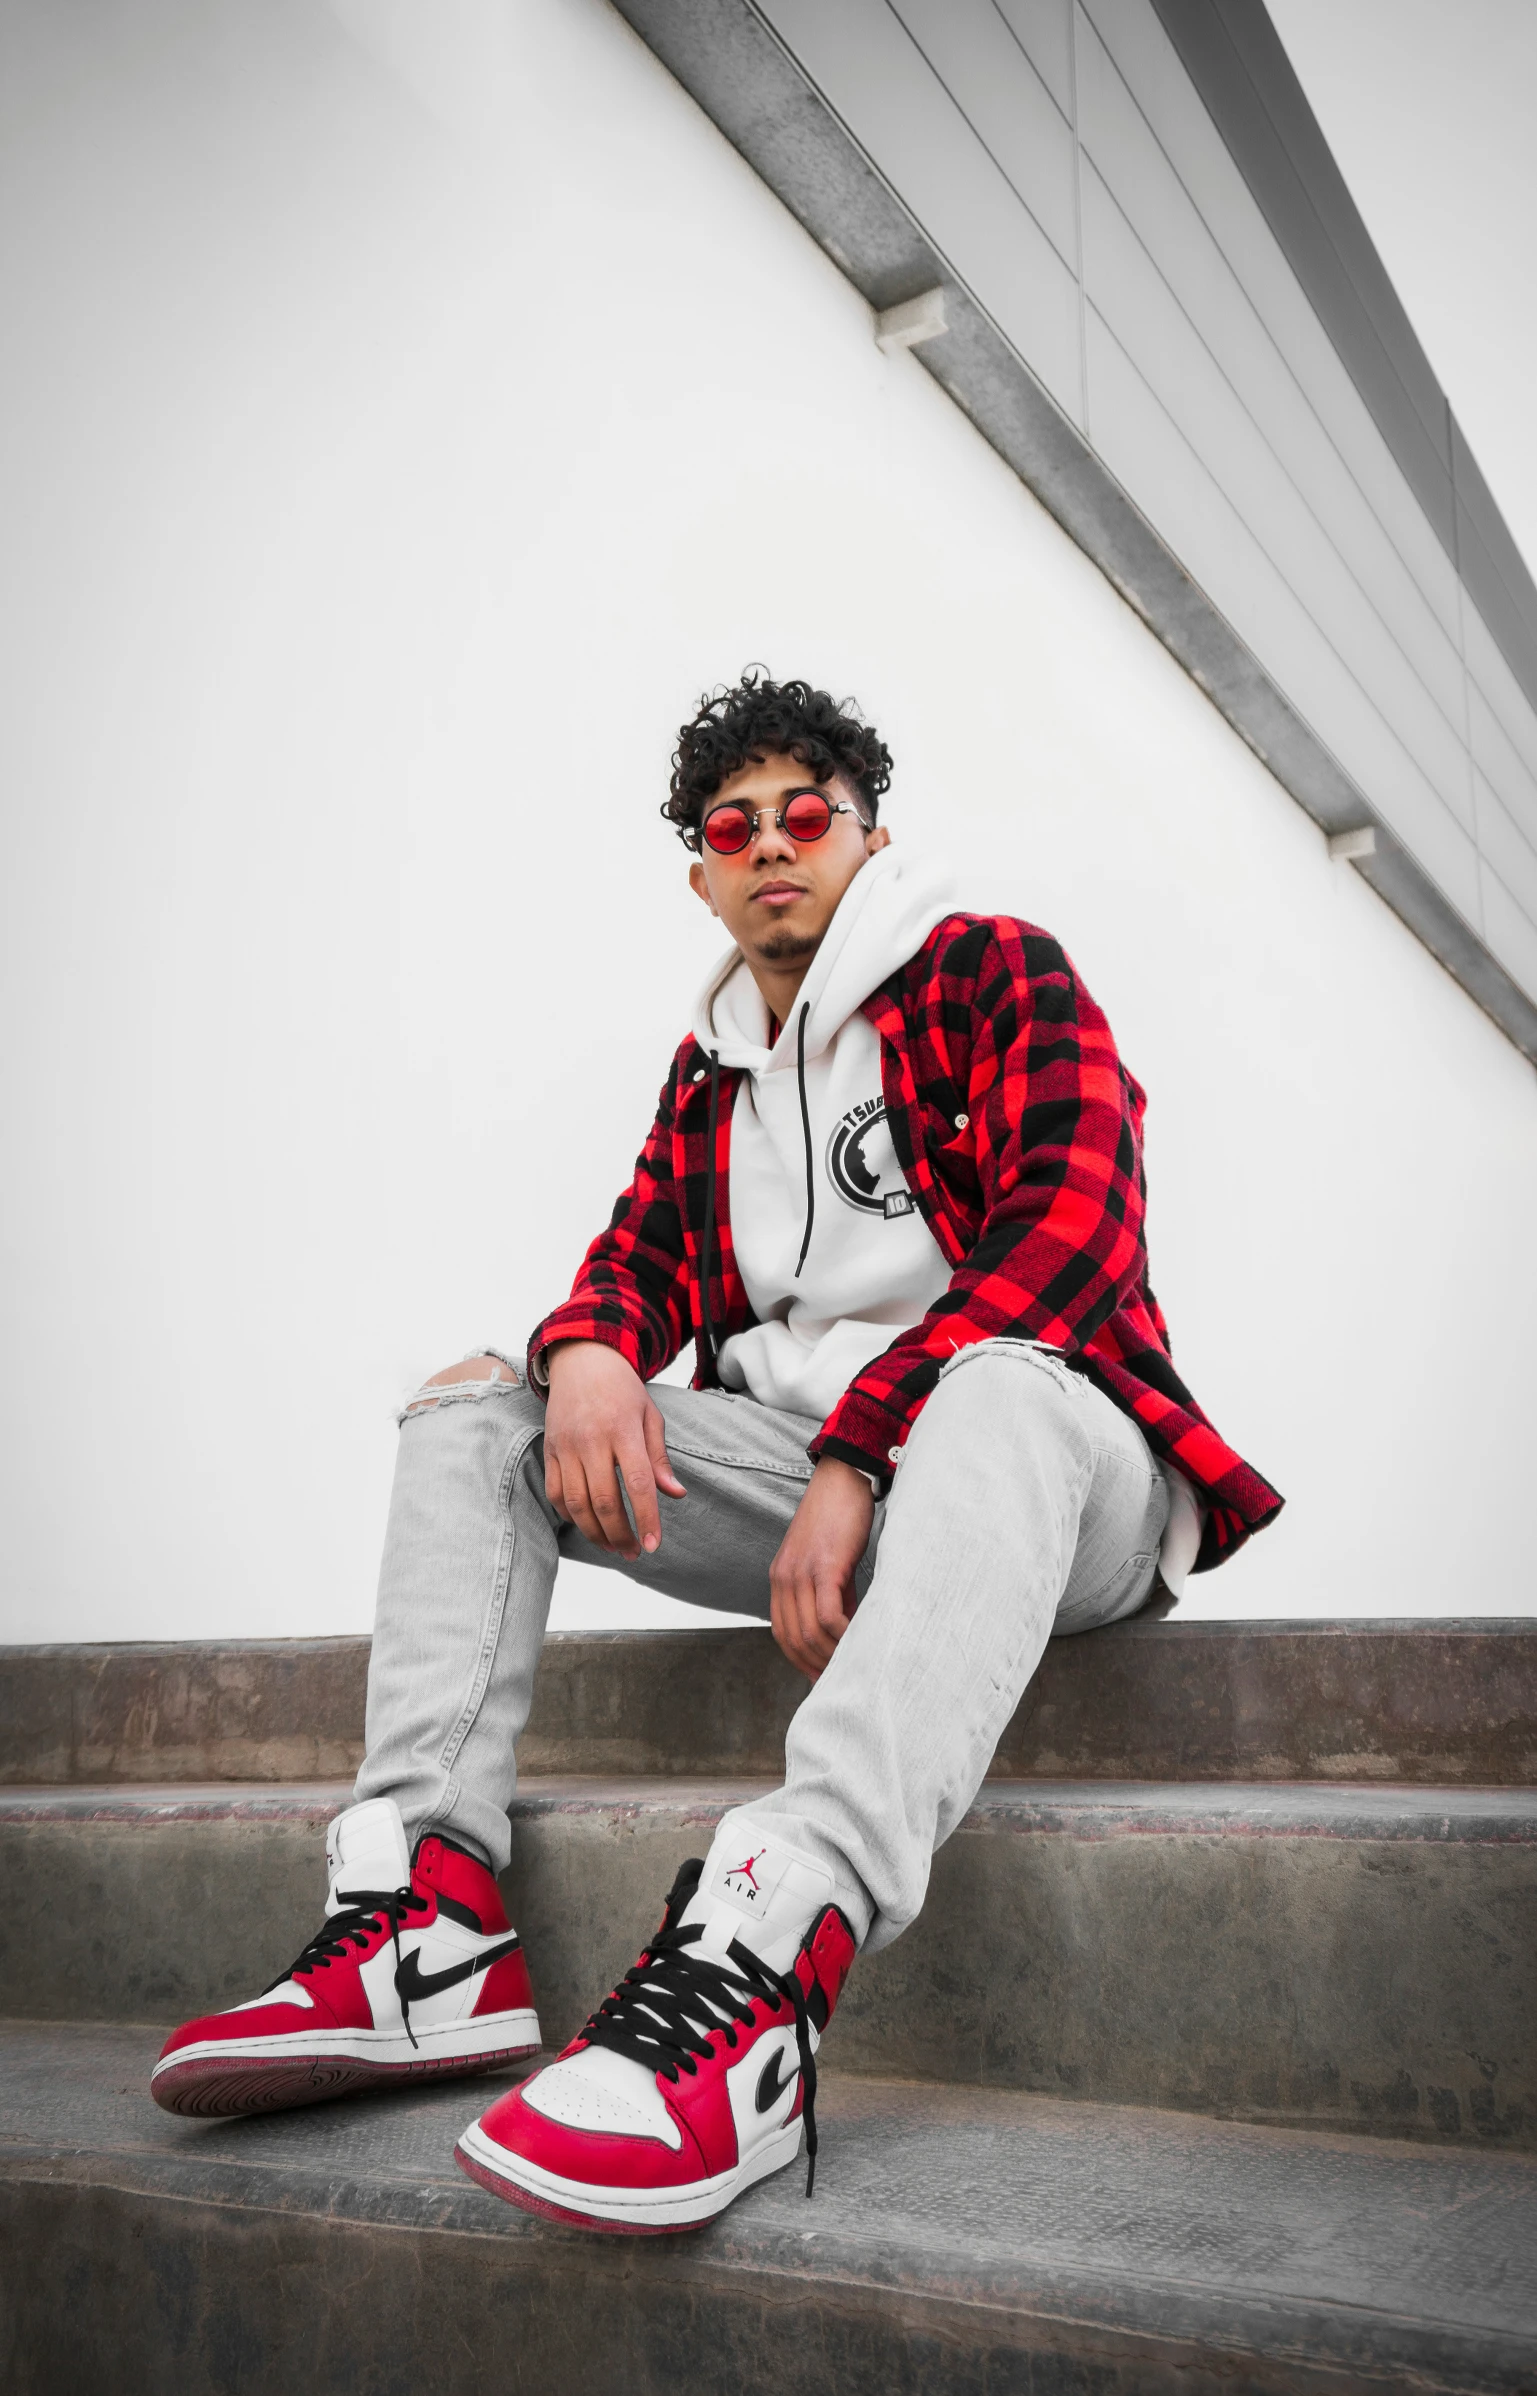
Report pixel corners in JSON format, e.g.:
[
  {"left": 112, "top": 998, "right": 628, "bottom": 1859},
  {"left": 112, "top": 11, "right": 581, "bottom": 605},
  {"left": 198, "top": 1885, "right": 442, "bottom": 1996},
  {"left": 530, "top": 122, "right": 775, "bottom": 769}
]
[{"left": 686, "top": 788, "right": 868, "bottom": 856}]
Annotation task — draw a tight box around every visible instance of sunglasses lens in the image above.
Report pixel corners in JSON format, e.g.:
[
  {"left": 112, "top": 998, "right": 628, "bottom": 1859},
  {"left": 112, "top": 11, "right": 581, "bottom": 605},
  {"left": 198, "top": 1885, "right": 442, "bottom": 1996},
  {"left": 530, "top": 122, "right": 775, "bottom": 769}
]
[
  {"left": 702, "top": 806, "right": 752, "bottom": 854},
  {"left": 782, "top": 792, "right": 833, "bottom": 842}
]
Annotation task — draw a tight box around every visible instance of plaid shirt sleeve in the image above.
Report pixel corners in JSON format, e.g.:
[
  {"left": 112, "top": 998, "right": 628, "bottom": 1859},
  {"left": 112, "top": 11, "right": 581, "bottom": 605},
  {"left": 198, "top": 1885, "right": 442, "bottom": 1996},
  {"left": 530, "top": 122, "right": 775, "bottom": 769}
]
[
  {"left": 812, "top": 921, "right": 1155, "bottom": 1483},
  {"left": 527, "top": 1051, "right": 693, "bottom": 1386}
]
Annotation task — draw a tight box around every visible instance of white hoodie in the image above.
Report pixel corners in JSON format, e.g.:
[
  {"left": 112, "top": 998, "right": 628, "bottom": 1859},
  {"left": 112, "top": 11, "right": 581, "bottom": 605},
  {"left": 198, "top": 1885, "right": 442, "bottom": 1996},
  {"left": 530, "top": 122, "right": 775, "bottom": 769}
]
[
  {"left": 689, "top": 846, "right": 1206, "bottom": 1595},
  {"left": 691, "top": 847, "right": 958, "bottom": 1427}
]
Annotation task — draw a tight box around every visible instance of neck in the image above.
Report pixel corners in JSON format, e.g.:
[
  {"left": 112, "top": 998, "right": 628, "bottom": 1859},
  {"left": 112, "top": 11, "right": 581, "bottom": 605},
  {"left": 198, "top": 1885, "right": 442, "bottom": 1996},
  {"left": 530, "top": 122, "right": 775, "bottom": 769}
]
[{"left": 747, "top": 955, "right": 816, "bottom": 1032}]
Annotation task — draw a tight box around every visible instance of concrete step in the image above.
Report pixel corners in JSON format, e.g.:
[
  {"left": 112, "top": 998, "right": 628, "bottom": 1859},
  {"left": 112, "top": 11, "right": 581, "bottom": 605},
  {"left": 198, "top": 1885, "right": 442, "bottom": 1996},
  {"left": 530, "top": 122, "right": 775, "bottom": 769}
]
[
  {"left": 5, "top": 1619, "right": 1535, "bottom": 1786},
  {"left": 6, "top": 1776, "right": 1532, "bottom": 2150},
  {"left": 2, "top": 2020, "right": 1533, "bottom": 2395}
]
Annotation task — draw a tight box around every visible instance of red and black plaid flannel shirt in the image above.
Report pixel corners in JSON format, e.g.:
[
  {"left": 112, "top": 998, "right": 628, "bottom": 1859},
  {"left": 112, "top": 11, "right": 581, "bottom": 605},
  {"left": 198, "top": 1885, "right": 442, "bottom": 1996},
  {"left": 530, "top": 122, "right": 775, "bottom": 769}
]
[{"left": 531, "top": 914, "right": 1281, "bottom": 1570}]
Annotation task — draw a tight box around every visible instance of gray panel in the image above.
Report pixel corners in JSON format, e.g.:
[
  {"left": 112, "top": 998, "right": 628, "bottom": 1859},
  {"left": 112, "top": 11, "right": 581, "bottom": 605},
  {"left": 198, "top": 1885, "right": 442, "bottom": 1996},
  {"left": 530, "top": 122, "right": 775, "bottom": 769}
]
[
  {"left": 1475, "top": 776, "right": 1537, "bottom": 927},
  {"left": 1148, "top": 0, "right": 1537, "bottom": 728},
  {"left": 1481, "top": 865, "right": 1537, "bottom": 1005},
  {"left": 992, "top": 0, "right": 1075, "bottom": 119},
  {"left": 1451, "top": 416, "right": 1537, "bottom": 664},
  {"left": 1084, "top": 0, "right": 1464, "bottom": 660},
  {"left": 1147, "top": 0, "right": 1452, "bottom": 520},
  {"left": 1082, "top": 303, "right": 1483, "bottom": 922},
  {"left": 1464, "top": 604, "right": 1537, "bottom": 799},
  {"left": 1079, "top": 170, "right": 1473, "bottom": 838},
  {"left": 758, "top": 0, "right": 1084, "bottom": 418},
  {"left": 1470, "top": 690, "right": 1537, "bottom": 863},
  {"left": 1075, "top": 8, "right": 1468, "bottom": 744},
  {"left": 889, "top": 0, "right": 1079, "bottom": 270},
  {"left": 1454, "top": 447, "right": 1537, "bottom": 756}
]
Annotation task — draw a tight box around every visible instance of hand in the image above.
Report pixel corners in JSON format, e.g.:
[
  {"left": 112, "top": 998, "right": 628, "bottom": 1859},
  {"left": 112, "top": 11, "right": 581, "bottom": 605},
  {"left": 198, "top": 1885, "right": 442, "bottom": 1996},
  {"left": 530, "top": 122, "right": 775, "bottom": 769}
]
[
  {"left": 770, "top": 1458, "right": 875, "bottom": 1682},
  {"left": 543, "top": 1342, "right": 686, "bottom": 1559}
]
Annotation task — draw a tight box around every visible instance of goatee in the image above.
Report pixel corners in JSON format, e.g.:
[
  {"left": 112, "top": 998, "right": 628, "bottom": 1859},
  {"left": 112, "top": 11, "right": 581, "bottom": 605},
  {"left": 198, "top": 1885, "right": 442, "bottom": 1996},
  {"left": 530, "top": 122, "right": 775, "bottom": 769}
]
[{"left": 755, "top": 929, "right": 820, "bottom": 964}]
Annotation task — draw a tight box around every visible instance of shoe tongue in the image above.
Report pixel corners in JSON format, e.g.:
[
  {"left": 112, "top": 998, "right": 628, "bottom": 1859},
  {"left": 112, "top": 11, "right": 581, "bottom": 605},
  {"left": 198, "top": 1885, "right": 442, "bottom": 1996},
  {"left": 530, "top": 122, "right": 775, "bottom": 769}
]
[
  {"left": 324, "top": 1799, "right": 411, "bottom": 1917},
  {"left": 679, "top": 1823, "right": 835, "bottom": 1978}
]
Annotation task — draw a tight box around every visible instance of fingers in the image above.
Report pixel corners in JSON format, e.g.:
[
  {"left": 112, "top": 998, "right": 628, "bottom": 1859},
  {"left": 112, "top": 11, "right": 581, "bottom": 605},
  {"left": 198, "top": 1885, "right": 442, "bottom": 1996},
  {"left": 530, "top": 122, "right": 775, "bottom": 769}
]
[
  {"left": 616, "top": 1436, "right": 662, "bottom": 1556},
  {"left": 540, "top": 1368, "right": 686, "bottom": 1561},
  {"left": 542, "top": 1442, "right": 625, "bottom": 1555},
  {"left": 584, "top": 1449, "right": 640, "bottom": 1557},
  {"left": 771, "top": 1584, "right": 815, "bottom": 1679},
  {"left": 782, "top": 1596, "right": 834, "bottom": 1679},
  {"left": 546, "top": 1436, "right": 673, "bottom": 1560},
  {"left": 770, "top": 1563, "right": 850, "bottom": 1681},
  {"left": 767, "top": 1460, "right": 871, "bottom": 1677},
  {"left": 814, "top": 1576, "right": 853, "bottom": 1643},
  {"left": 643, "top": 1404, "right": 687, "bottom": 1501},
  {"left": 553, "top": 1456, "right": 612, "bottom": 1553}
]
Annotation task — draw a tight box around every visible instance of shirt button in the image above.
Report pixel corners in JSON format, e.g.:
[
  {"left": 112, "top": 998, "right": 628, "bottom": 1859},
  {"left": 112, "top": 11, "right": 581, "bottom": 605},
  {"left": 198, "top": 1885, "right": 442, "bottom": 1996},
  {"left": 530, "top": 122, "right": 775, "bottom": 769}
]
[
  {"left": 692, "top": 1069, "right": 707, "bottom": 1083},
  {"left": 888, "top": 1445, "right": 902, "bottom": 1463},
  {"left": 954, "top": 1112, "right": 969, "bottom": 1130}
]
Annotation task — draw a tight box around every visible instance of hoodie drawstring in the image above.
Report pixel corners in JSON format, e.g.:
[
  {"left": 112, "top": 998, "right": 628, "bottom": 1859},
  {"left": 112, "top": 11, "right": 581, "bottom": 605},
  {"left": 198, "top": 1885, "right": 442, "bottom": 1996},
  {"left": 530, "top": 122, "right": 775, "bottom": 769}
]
[
  {"left": 793, "top": 1002, "right": 814, "bottom": 1280},
  {"left": 702, "top": 998, "right": 815, "bottom": 1344},
  {"left": 698, "top": 1048, "right": 721, "bottom": 1382}
]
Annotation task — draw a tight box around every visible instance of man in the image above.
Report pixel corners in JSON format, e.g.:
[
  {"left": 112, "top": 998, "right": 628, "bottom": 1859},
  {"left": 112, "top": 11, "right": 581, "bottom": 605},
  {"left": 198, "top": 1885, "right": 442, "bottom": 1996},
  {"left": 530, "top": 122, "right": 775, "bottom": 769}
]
[{"left": 152, "top": 672, "right": 1280, "bottom": 2232}]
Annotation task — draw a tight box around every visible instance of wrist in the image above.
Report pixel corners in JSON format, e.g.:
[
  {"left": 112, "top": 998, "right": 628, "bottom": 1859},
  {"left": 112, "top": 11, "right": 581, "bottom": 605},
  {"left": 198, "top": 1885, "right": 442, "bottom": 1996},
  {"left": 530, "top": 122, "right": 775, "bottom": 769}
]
[
  {"left": 540, "top": 1339, "right": 608, "bottom": 1397},
  {"left": 813, "top": 1438, "right": 890, "bottom": 1498},
  {"left": 813, "top": 1455, "right": 881, "bottom": 1501}
]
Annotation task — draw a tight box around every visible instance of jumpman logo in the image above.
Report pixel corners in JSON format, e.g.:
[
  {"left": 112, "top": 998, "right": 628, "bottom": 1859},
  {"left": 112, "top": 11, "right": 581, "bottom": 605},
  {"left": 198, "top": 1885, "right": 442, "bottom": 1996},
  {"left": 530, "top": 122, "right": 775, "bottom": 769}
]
[{"left": 726, "top": 1849, "right": 765, "bottom": 1895}]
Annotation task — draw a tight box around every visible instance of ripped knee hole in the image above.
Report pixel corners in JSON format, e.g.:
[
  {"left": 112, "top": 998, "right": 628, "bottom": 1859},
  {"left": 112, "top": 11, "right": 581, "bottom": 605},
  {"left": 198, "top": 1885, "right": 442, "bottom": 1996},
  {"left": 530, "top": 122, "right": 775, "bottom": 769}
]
[{"left": 404, "top": 1356, "right": 521, "bottom": 1415}]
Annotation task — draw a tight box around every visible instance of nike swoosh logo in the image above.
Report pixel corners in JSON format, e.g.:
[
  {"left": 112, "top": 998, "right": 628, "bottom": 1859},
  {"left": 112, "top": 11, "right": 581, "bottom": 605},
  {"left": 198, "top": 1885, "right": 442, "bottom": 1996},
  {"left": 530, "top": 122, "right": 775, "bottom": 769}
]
[
  {"left": 395, "top": 1937, "right": 521, "bottom": 2006},
  {"left": 755, "top": 2046, "right": 797, "bottom": 2114}
]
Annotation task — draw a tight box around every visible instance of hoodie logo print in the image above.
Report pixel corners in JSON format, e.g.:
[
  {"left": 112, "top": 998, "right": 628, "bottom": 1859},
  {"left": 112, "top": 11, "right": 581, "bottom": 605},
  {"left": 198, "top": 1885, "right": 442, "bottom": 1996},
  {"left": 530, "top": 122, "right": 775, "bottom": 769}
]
[{"left": 827, "top": 1098, "right": 906, "bottom": 1216}]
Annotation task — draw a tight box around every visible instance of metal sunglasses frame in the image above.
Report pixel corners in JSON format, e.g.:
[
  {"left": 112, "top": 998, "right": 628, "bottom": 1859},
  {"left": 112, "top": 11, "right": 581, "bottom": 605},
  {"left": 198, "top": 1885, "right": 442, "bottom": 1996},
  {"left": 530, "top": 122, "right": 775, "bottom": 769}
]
[{"left": 681, "top": 791, "right": 870, "bottom": 855}]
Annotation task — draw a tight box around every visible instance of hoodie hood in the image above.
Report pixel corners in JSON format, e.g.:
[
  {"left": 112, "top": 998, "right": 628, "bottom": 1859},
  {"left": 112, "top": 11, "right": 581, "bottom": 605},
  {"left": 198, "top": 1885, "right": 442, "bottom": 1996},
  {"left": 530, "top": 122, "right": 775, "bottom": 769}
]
[{"left": 691, "top": 847, "right": 959, "bottom": 1074}]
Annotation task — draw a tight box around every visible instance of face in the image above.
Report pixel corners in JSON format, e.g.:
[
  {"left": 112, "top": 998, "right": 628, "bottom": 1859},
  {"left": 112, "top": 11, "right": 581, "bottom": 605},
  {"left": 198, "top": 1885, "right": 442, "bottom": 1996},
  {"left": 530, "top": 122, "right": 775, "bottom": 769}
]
[{"left": 687, "top": 751, "right": 890, "bottom": 972}]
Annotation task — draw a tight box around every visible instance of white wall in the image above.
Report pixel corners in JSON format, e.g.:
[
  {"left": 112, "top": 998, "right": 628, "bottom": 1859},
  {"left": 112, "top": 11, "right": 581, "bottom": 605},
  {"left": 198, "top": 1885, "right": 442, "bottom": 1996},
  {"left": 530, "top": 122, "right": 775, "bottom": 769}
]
[{"left": 1, "top": 0, "right": 1533, "bottom": 1645}]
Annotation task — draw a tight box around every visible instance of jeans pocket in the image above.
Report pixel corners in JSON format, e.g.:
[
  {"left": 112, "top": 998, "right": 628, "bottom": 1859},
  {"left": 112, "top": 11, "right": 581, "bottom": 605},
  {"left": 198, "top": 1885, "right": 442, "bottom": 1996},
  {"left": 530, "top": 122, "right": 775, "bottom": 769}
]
[{"left": 1052, "top": 1547, "right": 1159, "bottom": 1638}]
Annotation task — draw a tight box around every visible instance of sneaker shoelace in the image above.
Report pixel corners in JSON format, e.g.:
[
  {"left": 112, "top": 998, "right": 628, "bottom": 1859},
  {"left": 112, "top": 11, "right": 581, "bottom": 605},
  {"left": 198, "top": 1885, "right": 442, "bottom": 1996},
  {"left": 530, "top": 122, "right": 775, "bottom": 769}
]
[
  {"left": 578, "top": 1920, "right": 822, "bottom": 2196},
  {"left": 268, "top": 1884, "right": 433, "bottom": 2048}
]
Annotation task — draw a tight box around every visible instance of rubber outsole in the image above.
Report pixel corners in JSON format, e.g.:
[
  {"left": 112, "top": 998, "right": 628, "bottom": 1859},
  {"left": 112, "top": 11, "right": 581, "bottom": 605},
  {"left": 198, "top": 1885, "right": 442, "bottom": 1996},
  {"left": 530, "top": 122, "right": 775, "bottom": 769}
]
[
  {"left": 452, "top": 2113, "right": 805, "bottom": 2235},
  {"left": 152, "top": 2041, "right": 540, "bottom": 2120},
  {"left": 454, "top": 2141, "right": 711, "bottom": 2235}
]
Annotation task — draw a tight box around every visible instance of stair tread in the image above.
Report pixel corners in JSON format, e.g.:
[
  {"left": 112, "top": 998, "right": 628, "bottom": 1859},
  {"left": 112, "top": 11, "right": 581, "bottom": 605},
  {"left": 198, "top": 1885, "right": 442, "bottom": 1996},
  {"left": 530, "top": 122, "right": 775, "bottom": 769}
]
[
  {"left": 9, "top": 1621, "right": 1534, "bottom": 1792},
  {"left": 4, "top": 1774, "right": 1534, "bottom": 1839},
  {"left": 3, "top": 2020, "right": 1533, "bottom": 2385}
]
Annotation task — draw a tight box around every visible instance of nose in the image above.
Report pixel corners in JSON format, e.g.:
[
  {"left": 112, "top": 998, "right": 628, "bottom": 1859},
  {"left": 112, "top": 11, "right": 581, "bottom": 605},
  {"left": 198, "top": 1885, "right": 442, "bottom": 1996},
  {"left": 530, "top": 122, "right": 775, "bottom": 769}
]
[{"left": 748, "top": 806, "right": 797, "bottom": 862}]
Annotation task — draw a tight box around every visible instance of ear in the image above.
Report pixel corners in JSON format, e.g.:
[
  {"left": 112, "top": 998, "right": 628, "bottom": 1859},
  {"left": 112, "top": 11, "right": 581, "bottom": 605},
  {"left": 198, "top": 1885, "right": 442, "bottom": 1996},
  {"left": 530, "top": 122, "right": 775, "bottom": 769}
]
[
  {"left": 688, "top": 860, "right": 719, "bottom": 916},
  {"left": 866, "top": 825, "right": 891, "bottom": 855}
]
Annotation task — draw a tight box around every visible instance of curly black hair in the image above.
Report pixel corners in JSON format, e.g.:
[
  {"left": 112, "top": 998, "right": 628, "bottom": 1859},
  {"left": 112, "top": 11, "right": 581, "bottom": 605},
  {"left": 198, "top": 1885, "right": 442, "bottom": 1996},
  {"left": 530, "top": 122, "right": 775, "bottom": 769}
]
[{"left": 664, "top": 669, "right": 893, "bottom": 841}]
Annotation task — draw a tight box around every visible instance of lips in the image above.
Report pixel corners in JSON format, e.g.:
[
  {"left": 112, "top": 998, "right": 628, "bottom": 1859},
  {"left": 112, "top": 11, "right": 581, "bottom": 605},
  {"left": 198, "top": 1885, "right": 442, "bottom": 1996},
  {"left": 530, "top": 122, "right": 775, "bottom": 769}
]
[{"left": 752, "top": 882, "right": 808, "bottom": 907}]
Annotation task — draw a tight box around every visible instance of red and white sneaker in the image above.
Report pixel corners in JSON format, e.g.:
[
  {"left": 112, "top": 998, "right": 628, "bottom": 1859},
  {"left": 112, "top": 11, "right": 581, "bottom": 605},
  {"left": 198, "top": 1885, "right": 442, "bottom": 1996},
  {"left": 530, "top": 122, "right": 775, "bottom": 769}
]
[
  {"left": 454, "top": 1819, "right": 856, "bottom": 2233},
  {"left": 151, "top": 1797, "right": 540, "bottom": 2118}
]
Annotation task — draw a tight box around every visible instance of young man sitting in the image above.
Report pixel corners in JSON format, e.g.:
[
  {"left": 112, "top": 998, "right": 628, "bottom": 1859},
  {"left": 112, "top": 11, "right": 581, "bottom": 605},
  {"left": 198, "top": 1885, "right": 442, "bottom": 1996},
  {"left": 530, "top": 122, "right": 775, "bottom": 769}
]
[{"left": 152, "top": 672, "right": 1280, "bottom": 2233}]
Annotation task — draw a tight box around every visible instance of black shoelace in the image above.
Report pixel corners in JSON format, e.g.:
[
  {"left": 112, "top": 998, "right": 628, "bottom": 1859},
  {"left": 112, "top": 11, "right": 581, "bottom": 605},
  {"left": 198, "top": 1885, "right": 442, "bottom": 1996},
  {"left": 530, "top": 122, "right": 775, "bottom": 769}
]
[
  {"left": 580, "top": 1918, "right": 822, "bottom": 2196},
  {"left": 267, "top": 1884, "right": 433, "bottom": 2048}
]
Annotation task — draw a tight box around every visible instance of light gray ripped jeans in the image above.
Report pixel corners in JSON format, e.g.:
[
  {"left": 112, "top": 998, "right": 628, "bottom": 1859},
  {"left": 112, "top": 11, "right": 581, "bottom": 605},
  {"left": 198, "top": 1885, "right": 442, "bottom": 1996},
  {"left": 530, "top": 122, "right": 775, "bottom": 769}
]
[{"left": 357, "top": 1340, "right": 1170, "bottom": 1955}]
